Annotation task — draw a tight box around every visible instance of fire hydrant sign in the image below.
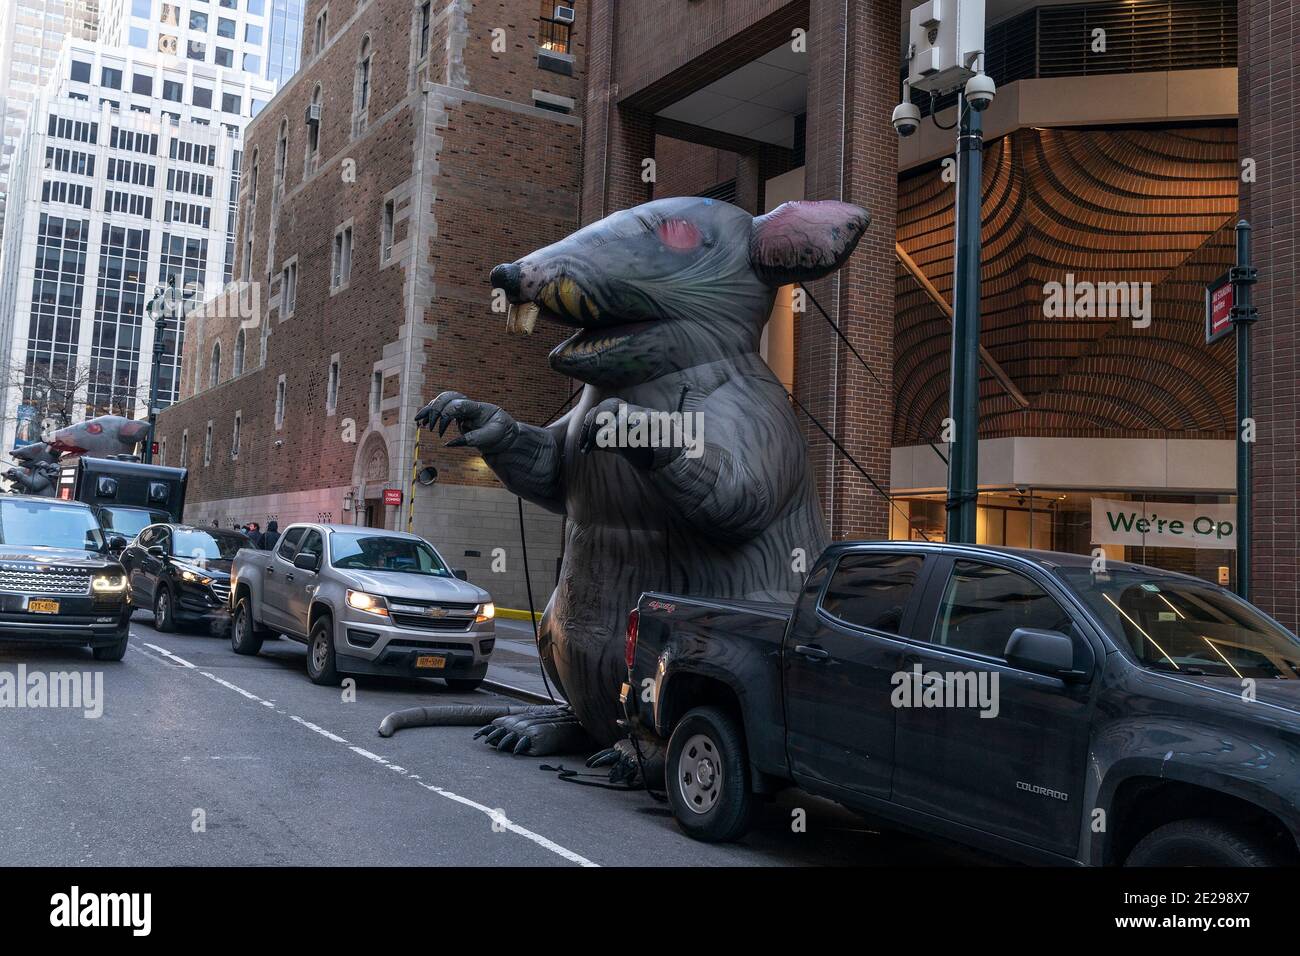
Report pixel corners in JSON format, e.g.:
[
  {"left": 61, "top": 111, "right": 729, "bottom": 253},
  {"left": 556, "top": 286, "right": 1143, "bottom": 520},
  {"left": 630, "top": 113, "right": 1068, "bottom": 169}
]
[
  {"left": 383, "top": 488, "right": 403, "bottom": 506},
  {"left": 1091, "top": 498, "right": 1235, "bottom": 549}
]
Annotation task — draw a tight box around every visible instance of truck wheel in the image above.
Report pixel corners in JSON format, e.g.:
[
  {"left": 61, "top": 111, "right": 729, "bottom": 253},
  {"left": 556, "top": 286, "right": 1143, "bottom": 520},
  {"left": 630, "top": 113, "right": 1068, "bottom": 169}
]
[
  {"left": 1126, "top": 819, "right": 1281, "bottom": 867},
  {"left": 230, "top": 597, "right": 264, "bottom": 656},
  {"left": 306, "top": 616, "right": 340, "bottom": 686},
  {"left": 666, "top": 706, "right": 755, "bottom": 842},
  {"left": 444, "top": 677, "right": 484, "bottom": 692},
  {"left": 153, "top": 586, "right": 175, "bottom": 633},
  {"left": 92, "top": 630, "right": 129, "bottom": 662}
]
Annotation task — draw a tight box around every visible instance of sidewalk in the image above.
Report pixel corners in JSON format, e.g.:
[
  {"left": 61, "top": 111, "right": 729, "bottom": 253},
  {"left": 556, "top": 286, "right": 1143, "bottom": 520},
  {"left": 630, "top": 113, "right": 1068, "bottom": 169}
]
[{"left": 486, "top": 618, "right": 565, "bottom": 703}]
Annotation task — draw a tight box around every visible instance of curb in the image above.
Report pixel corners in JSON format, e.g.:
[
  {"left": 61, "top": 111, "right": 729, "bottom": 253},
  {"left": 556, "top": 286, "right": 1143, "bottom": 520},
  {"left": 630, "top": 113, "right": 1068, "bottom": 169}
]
[
  {"left": 482, "top": 678, "right": 563, "bottom": 706},
  {"left": 496, "top": 607, "right": 543, "bottom": 623}
]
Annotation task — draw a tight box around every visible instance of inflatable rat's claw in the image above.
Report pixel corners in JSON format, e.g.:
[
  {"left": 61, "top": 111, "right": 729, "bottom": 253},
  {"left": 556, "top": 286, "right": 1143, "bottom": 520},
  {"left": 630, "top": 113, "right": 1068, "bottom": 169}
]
[
  {"left": 586, "top": 748, "right": 619, "bottom": 769},
  {"left": 496, "top": 731, "right": 520, "bottom": 751},
  {"left": 512, "top": 736, "right": 533, "bottom": 755},
  {"left": 476, "top": 706, "right": 595, "bottom": 756},
  {"left": 485, "top": 726, "right": 511, "bottom": 746},
  {"left": 473, "top": 723, "right": 495, "bottom": 739}
]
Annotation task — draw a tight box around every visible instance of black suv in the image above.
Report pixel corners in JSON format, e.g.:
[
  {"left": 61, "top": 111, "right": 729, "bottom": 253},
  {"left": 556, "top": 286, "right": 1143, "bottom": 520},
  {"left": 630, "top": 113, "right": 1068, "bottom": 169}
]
[
  {"left": 0, "top": 495, "right": 131, "bottom": 660},
  {"left": 120, "top": 524, "right": 244, "bottom": 633}
]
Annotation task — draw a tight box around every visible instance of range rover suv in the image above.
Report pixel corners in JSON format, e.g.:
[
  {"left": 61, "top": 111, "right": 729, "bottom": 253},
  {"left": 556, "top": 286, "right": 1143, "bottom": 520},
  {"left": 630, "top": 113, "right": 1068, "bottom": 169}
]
[{"left": 0, "top": 495, "right": 132, "bottom": 660}]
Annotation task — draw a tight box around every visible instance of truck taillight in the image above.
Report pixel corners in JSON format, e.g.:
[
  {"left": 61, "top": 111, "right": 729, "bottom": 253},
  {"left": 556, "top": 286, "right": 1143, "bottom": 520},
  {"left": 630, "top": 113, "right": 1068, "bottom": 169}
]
[{"left": 625, "top": 608, "right": 639, "bottom": 670}]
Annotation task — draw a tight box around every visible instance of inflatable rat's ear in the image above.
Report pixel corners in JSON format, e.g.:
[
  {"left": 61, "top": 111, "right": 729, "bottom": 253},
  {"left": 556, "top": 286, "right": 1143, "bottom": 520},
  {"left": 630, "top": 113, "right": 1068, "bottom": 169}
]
[{"left": 749, "top": 200, "right": 871, "bottom": 286}]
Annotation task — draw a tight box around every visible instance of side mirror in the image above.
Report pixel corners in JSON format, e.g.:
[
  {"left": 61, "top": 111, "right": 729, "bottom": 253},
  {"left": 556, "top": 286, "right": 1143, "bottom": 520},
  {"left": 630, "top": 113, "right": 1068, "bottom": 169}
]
[
  {"left": 107, "top": 534, "right": 129, "bottom": 553},
  {"left": 452, "top": 568, "right": 468, "bottom": 581},
  {"left": 293, "top": 551, "right": 320, "bottom": 572},
  {"left": 1005, "top": 627, "right": 1089, "bottom": 681},
  {"left": 147, "top": 545, "right": 167, "bottom": 560}
]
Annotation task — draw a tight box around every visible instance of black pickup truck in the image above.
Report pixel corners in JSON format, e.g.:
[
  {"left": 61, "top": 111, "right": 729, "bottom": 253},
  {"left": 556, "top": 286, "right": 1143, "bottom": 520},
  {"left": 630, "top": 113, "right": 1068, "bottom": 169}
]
[
  {"left": 622, "top": 541, "right": 1300, "bottom": 866},
  {"left": 0, "top": 495, "right": 132, "bottom": 659}
]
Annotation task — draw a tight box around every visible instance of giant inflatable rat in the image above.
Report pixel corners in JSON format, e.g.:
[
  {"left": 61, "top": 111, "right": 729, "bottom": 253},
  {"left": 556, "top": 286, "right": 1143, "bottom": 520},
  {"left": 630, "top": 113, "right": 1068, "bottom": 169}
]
[{"left": 414, "top": 196, "right": 869, "bottom": 756}]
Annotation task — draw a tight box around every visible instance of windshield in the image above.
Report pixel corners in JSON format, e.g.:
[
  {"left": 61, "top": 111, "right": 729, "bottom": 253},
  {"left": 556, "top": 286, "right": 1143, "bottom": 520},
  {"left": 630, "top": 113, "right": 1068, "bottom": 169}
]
[
  {"left": 0, "top": 499, "right": 104, "bottom": 552},
  {"left": 172, "top": 529, "right": 245, "bottom": 562},
  {"left": 101, "top": 507, "right": 168, "bottom": 538},
  {"left": 329, "top": 532, "right": 450, "bottom": 576},
  {"left": 1059, "top": 567, "right": 1300, "bottom": 679}
]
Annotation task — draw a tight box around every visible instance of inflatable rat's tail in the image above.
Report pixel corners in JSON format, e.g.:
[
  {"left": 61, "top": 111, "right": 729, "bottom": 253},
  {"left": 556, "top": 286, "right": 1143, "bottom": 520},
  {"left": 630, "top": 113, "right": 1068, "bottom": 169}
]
[{"left": 377, "top": 703, "right": 546, "bottom": 737}]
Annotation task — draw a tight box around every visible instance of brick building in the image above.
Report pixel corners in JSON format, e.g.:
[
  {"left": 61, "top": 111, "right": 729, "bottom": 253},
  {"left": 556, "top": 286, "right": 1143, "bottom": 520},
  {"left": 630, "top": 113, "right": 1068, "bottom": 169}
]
[{"left": 155, "top": 0, "right": 586, "bottom": 608}]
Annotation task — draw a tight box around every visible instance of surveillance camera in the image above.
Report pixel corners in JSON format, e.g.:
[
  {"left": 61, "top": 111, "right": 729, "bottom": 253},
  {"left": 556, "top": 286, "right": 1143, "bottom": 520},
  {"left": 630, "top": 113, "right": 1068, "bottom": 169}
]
[
  {"left": 274, "top": 439, "right": 284, "bottom": 448},
  {"left": 892, "top": 100, "right": 921, "bottom": 137},
  {"left": 965, "top": 72, "right": 996, "bottom": 112}
]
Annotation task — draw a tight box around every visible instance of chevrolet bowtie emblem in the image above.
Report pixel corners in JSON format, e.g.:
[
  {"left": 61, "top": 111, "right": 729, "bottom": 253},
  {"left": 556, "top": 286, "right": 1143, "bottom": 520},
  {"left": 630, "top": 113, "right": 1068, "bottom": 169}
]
[{"left": 424, "top": 606, "right": 449, "bottom": 618}]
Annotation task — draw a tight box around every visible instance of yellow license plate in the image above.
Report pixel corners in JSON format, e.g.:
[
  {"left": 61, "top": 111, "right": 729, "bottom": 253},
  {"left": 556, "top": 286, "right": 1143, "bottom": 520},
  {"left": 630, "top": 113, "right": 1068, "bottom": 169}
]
[
  {"left": 28, "top": 599, "right": 60, "bottom": 614},
  {"left": 414, "top": 655, "right": 446, "bottom": 670}
]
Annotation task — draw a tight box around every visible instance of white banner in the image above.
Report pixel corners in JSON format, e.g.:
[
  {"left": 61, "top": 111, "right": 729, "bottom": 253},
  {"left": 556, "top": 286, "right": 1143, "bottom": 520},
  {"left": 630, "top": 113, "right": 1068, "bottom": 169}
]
[{"left": 1091, "top": 498, "right": 1235, "bottom": 549}]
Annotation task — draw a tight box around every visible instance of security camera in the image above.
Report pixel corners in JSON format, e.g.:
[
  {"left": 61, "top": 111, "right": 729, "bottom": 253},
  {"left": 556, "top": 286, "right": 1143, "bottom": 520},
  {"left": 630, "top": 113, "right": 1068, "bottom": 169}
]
[
  {"left": 964, "top": 72, "right": 996, "bottom": 111},
  {"left": 892, "top": 100, "right": 921, "bottom": 137}
]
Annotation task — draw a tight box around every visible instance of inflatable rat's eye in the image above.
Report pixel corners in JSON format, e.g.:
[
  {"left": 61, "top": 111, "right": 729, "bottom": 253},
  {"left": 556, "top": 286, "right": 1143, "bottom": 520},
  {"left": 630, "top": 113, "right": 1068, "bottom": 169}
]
[{"left": 657, "top": 218, "right": 702, "bottom": 252}]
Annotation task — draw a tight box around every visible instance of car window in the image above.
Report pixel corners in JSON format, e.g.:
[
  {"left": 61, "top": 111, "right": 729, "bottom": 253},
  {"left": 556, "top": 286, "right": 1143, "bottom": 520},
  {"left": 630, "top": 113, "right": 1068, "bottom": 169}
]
[
  {"left": 297, "top": 530, "right": 323, "bottom": 561},
  {"left": 156, "top": 528, "right": 172, "bottom": 553},
  {"left": 820, "top": 552, "right": 924, "bottom": 634},
  {"left": 932, "top": 561, "right": 1073, "bottom": 659},
  {"left": 138, "top": 527, "right": 156, "bottom": 548},
  {"left": 277, "top": 526, "right": 305, "bottom": 560},
  {"left": 329, "top": 533, "right": 451, "bottom": 576}
]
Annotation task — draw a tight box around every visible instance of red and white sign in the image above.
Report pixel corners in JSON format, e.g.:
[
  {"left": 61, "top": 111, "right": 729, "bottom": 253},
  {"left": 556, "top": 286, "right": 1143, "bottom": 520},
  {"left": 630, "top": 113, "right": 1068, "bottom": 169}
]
[
  {"left": 1205, "top": 273, "right": 1233, "bottom": 344},
  {"left": 382, "top": 488, "right": 403, "bottom": 506}
]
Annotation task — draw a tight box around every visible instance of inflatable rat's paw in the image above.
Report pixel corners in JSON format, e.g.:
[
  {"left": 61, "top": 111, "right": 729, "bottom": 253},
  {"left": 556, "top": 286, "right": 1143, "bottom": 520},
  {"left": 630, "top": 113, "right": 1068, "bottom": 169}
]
[
  {"left": 416, "top": 390, "right": 518, "bottom": 454},
  {"left": 578, "top": 397, "right": 672, "bottom": 470},
  {"left": 587, "top": 737, "right": 665, "bottom": 788},
  {"left": 474, "top": 706, "right": 594, "bottom": 756}
]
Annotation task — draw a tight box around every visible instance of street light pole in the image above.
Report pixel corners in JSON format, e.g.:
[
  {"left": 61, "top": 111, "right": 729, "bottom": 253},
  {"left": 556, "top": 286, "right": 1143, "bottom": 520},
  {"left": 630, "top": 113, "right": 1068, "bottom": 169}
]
[
  {"left": 143, "top": 275, "right": 175, "bottom": 465},
  {"left": 1231, "top": 220, "right": 1258, "bottom": 599},
  {"left": 946, "top": 95, "right": 983, "bottom": 544}
]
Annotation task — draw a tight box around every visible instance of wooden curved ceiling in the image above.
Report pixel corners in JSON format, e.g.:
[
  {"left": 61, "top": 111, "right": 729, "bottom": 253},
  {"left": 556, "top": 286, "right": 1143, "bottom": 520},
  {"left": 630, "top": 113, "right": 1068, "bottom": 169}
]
[{"left": 895, "top": 125, "right": 1238, "bottom": 446}]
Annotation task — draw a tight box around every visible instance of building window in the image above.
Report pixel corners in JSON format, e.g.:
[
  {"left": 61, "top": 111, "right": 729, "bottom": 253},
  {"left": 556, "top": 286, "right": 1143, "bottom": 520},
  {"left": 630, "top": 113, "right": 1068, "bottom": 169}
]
[
  {"left": 381, "top": 198, "right": 395, "bottom": 262},
  {"left": 160, "top": 3, "right": 180, "bottom": 26},
  {"left": 163, "top": 79, "right": 183, "bottom": 102},
  {"left": 231, "top": 411, "right": 242, "bottom": 459},
  {"left": 539, "top": 1, "right": 576, "bottom": 54},
  {"left": 193, "top": 86, "right": 213, "bottom": 109},
  {"left": 215, "top": 47, "right": 234, "bottom": 68},
  {"left": 305, "top": 87, "right": 322, "bottom": 172},
  {"left": 188, "top": 40, "right": 207, "bottom": 61},
  {"left": 159, "top": 437, "right": 167, "bottom": 466},
  {"left": 275, "top": 375, "right": 286, "bottom": 429},
  {"left": 71, "top": 61, "right": 92, "bottom": 83},
  {"left": 132, "top": 74, "right": 153, "bottom": 96},
  {"left": 101, "top": 67, "right": 123, "bottom": 90},
  {"left": 274, "top": 119, "right": 288, "bottom": 189},
  {"left": 353, "top": 37, "right": 372, "bottom": 136},
  {"left": 190, "top": 10, "right": 209, "bottom": 30},
  {"left": 326, "top": 356, "right": 339, "bottom": 415},
  {"left": 209, "top": 341, "right": 221, "bottom": 387},
  {"left": 331, "top": 223, "right": 352, "bottom": 292},
  {"left": 418, "top": 1, "right": 431, "bottom": 59},
  {"left": 129, "top": 26, "right": 149, "bottom": 48},
  {"left": 233, "top": 327, "right": 246, "bottom": 375},
  {"left": 313, "top": 8, "right": 328, "bottom": 56},
  {"left": 203, "top": 421, "right": 213, "bottom": 466},
  {"left": 222, "top": 92, "right": 242, "bottom": 114},
  {"left": 181, "top": 429, "right": 188, "bottom": 463},
  {"left": 217, "top": 17, "right": 236, "bottom": 38},
  {"left": 370, "top": 370, "right": 382, "bottom": 417},
  {"left": 281, "top": 259, "right": 297, "bottom": 316}
]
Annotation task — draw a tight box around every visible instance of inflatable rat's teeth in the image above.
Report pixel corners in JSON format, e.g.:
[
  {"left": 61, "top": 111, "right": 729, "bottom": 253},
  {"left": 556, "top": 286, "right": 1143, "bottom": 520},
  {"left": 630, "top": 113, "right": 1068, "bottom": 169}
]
[{"left": 505, "top": 302, "right": 538, "bottom": 335}]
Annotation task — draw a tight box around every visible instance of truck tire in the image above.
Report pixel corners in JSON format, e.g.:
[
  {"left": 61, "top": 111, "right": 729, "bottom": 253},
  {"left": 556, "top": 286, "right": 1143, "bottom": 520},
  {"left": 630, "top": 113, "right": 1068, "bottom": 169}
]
[
  {"left": 230, "top": 596, "right": 264, "bottom": 656},
  {"left": 1126, "top": 819, "right": 1281, "bottom": 867},
  {"left": 92, "top": 629, "right": 129, "bottom": 662},
  {"left": 666, "top": 706, "right": 756, "bottom": 842},
  {"left": 306, "top": 616, "right": 340, "bottom": 686},
  {"left": 153, "top": 585, "right": 176, "bottom": 633}
]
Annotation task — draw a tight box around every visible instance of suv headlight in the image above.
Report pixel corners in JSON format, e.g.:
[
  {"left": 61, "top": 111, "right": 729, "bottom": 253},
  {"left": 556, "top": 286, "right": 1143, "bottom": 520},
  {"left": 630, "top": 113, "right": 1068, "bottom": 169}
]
[
  {"left": 176, "top": 564, "right": 212, "bottom": 585},
  {"left": 346, "top": 590, "right": 388, "bottom": 616},
  {"left": 476, "top": 602, "right": 495, "bottom": 623},
  {"left": 92, "top": 573, "right": 127, "bottom": 593}
]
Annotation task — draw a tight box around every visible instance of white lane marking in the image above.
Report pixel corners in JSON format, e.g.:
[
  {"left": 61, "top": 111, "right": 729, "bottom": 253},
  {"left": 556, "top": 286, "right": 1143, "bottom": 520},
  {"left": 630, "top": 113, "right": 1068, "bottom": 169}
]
[
  {"left": 291, "top": 715, "right": 348, "bottom": 743},
  {"left": 135, "top": 635, "right": 598, "bottom": 867},
  {"left": 142, "top": 642, "right": 195, "bottom": 668}
]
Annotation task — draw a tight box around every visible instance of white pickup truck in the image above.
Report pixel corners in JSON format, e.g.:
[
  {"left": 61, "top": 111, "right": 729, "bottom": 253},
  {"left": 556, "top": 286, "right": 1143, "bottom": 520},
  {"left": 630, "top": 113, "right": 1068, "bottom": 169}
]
[{"left": 228, "top": 522, "right": 496, "bottom": 689}]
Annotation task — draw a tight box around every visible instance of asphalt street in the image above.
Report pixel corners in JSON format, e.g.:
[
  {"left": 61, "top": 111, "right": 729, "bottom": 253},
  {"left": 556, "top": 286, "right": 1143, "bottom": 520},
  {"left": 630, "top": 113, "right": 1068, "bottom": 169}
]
[{"left": 0, "top": 613, "right": 988, "bottom": 866}]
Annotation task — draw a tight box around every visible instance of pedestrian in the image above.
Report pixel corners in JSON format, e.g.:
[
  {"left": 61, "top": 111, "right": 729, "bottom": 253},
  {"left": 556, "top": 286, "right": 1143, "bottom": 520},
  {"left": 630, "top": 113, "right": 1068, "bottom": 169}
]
[
  {"left": 262, "top": 520, "right": 280, "bottom": 552},
  {"left": 211, "top": 519, "right": 219, "bottom": 528},
  {"left": 246, "top": 522, "right": 265, "bottom": 549}
]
